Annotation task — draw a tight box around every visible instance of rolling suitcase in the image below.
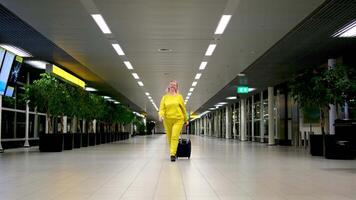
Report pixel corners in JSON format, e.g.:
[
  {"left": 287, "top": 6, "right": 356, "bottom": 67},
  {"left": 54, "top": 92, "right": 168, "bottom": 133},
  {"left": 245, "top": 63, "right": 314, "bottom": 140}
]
[{"left": 176, "top": 124, "right": 191, "bottom": 159}]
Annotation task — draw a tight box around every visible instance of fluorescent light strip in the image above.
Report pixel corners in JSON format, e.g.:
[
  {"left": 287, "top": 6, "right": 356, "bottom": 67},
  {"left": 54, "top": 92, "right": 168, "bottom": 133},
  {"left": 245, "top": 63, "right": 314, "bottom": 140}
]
[
  {"left": 132, "top": 73, "right": 140, "bottom": 79},
  {"left": 0, "top": 44, "right": 32, "bottom": 57},
  {"left": 187, "top": 92, "right": 192, "bottom": 96},
  {"left": 85, "top": 87, "right": 98, "bottom": 92},
  {"left": 103, "top": 96, "right": 111, "bottom": 99},
  {"left": 199, "top": 61, "right": 208, "bottom": 70},
  {"left": 195, "top": 73, "right": 202, "bottom": 80},
  {"left": 112, "top": 44, "right": 125, "bottom": 56},
  {"left": 91, "top": 14, "right": 112, "bottom": 34},
  {"left": 124, "top": 61, "right": 134, "bottom": 70},
  {"left": 205, "top": 44, "right": 216, "bottom": 56},
  {"left": 215, "top": 15, "right": 232, "bottom": 34},
  {"left": 333, "top": 20, "right": 356, "bottom": 38},
  {"left": 137, "top": 81, "right": 144, "bottom": 86},
  {"left": 189, "top": 88, "right": 194, "bottom": 92},
  {"left": 226, "top": 96, "right": 237, "bottom": 100},
  {"left": 24, "top": 60, "right": 48, "bottom": 69},
  {"left": 145, "top": 92, "right": 150, "bottom": 96},
  {"left": 192, "top": 81, "right": 197, "bottom": 87}
]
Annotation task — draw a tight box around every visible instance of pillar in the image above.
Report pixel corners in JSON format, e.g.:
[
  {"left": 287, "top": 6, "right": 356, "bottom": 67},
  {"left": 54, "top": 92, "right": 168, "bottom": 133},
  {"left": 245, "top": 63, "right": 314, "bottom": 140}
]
[
  {"left": 63, "top": 116, "right": 68, "bottom": 133},
  {"left": 268, "top": 87, "right": 275, "bottom": 145},
  {"left": 328, "top": 59, "right": 336, "bottom": 135},
  {"left": 0, "top": 96, "right": 4, "bottom": 153},
  {"left": 260, "top": 91, "right": 264, "bottom": 143},
  {"left": 93, "top": 119, "right": 97, "bottom": 133},
  {"left": 34, "top": 107, "right": 38, "bottom": 138},
  {"left": 252, "top": 95, "right": 255, "bottom": 141},
  {"left": 226, "top": 106, "right": 231, "bottom": 139},
  {"left": 241, "top": 98, "right": 247, "bottom": 141},
  {"left": 24, "top": 101, "right": 30, "bottom": 147},
  {"left": 82, "top": 119, "right": 86, "bottom": 133}
]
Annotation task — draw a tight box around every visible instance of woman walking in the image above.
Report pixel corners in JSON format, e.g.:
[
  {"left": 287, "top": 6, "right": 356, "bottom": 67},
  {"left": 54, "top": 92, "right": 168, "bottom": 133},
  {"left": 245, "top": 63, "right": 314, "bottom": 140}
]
[{"left": 159, "top": 80, "right": 188, "bottom": 162}]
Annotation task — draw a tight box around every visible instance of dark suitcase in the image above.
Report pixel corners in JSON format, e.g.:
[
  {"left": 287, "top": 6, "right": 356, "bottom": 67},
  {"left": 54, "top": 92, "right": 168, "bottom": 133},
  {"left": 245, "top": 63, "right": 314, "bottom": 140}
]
[{"left": 177, "top": 138, "right": 191, "bottom": 159}]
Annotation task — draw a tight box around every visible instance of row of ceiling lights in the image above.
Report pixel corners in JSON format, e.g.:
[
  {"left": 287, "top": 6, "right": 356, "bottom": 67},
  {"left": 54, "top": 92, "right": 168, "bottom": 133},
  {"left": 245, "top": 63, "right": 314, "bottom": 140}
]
[
  {"left": 91, "top": 14, "right": 158, "bottom": 111},
  {"left": 184, "top": 14, "right": 232, "bottom": 105},
  {"left": 0, "top": 44, "right": 122, "bottom": 105}
]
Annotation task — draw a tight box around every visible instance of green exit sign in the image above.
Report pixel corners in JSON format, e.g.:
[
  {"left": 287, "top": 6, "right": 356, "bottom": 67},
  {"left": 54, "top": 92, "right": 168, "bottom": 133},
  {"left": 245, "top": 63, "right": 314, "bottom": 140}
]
[{"left": 237, "top": 86, "right": 249, "bottom": 94}]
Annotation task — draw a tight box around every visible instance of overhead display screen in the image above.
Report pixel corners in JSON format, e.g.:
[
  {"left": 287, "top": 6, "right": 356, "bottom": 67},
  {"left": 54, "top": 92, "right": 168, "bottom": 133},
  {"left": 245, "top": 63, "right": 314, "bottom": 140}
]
[{"left": 0, "top": 51, "right": 15, "bottom": 95}]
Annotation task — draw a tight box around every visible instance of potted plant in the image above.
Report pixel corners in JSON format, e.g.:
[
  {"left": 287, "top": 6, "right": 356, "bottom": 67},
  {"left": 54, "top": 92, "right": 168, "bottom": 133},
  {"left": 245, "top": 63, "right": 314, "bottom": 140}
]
[
  {"left": 290, "top": 65, "right": 356, "bottom": 157},
  {"left": 24, "top": 73, "right": 67, "bottom": 152}
]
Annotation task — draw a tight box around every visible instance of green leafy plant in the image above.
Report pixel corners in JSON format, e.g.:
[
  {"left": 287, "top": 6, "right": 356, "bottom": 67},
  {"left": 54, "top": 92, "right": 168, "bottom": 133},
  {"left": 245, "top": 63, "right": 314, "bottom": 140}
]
[{"left": 290, "top": 65, "right": 356, "bottom": 136}]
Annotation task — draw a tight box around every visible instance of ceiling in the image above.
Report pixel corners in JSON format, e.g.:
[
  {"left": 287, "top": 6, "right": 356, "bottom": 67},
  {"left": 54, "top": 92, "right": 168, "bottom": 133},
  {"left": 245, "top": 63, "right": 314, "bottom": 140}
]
[{"left": 0, "top": 0, "right": 328, "bottom": 119}]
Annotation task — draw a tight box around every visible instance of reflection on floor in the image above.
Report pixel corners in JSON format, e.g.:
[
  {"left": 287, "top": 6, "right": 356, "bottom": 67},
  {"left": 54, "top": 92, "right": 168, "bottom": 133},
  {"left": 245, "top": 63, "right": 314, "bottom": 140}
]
[{"left": 0, "top": 135, "right": 355, "bottom": 200}]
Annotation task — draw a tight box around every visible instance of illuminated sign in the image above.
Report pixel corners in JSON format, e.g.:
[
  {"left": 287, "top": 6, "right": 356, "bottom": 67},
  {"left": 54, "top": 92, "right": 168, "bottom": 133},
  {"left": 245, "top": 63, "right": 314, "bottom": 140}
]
[{"left": 51, "top": 65, "right": 85, "bottom": 88}]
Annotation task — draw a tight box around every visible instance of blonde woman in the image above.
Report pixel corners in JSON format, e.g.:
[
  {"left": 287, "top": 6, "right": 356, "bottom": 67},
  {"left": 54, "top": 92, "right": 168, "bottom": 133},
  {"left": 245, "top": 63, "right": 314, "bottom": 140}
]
[{"left": 159, "top": 80, "right": 188, "bottom": 162}]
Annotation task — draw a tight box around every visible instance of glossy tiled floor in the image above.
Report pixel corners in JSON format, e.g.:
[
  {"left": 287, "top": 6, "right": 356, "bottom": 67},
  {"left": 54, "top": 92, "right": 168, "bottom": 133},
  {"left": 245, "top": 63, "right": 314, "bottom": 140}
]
[{"left": 0, "top": 135, "right": 356, "bottom": 200}]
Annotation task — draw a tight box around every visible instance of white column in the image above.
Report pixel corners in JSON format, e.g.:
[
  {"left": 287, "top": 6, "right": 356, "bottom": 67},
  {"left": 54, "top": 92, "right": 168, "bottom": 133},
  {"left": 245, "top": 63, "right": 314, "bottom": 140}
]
[
  {"left": 0, "top": 96, "right": 3, "bottom": 153},
  {"left": 328, "top": 59, "right": 336, "bottom": 135},
  {"left": 241, "top": 99, "right": 247, "bottom": 141},
  {"left": 63, "top": 116, "right": 68, "bottom": 133},
  {"left": 94, "top": 120, "right": 97, "bottom": 133},
  {"left": 24, "top": 101, "right": 30, "bottom": 147},
  {"left": 204, "top": 116, "right": 208, "bottom": 135},
  {"left": 225, "top": 106, "right": 231, "bottom": 139},
  {"left": 45, "top": 115, "right": 49, "bottom": 134},
  {"left": 252, "top": 95, "right": 255, "bottom": 142},
  {"left": 268, "top": 87, "right": 275, "bottom": 145},
  {"left": 82, "top": 119, "right": 86, "bottom": 133},
  {"left": 34, "top": 107, "right": 38, "bottom": 138},
  {"left": 209, "top": 117, "right": 212, "bottom": 136},
  {"left": 344, "top": 102, "right": 349, "bottom": 119},
  {"left": 260, "top": 91, "right": 264, "bottom": 143},
  {"left": 232, "top": 105, "right": 235, "bottom": 139}
]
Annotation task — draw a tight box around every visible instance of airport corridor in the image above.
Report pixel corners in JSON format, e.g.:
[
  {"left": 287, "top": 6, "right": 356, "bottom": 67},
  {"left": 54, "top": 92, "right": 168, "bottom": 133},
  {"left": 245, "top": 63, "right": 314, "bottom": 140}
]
[{"left": 0, "top": 135, "right": 355, "bottom": 200}]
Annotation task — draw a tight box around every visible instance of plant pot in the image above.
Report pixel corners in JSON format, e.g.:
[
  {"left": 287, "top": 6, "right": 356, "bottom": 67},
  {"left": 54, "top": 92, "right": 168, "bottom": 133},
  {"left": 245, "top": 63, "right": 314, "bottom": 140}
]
[
  {"left": 82, "top": 133, "right": 89, "bottom": 147},
  {"left": 89, "top": 133, "right": 96, "bottom": 146},
  {"left": 63, "top": 133, "right": 74, "bottom": 150},
  {"left": 310, "top": 134, "right": 323, "bottom": 156},
  {"left": 96, "top": 133, "right": 101, "bottom": 145},
  {"left": 73, "top": 133, "right": 82, "bottom": 148},
  {"left": 325, "top": 135, "right": 354, "bottom": 160},
  {"left": 101, "top": 132, "right": 107, "bottom": 144},
  {"left": 39, "top": 133, "right": 63, "bottom": 152}
]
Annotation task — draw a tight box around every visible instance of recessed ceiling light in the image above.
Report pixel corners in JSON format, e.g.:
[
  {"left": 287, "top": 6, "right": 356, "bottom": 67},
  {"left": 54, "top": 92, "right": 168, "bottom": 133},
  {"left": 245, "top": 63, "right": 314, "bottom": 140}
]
[
  {"left": 192, "top": 81, "right": 197, "bottom": 87},
  {"left": 226, "top": 96, "right": 237, "bottom": 100},
  {"left": 145, "top": 92, "right": 150, "bottom": 96},
  {"left": 187, "top": 92, "right": 192, "bottom": 96},
  {"left": 91, "top": 14, "right": 112, "bottom": 34},
  {"left": 215, "top": 15, "right": 232, "bottom": 34},
  {"left": 24, "top": 60, "right": 48, "bottom": 69},
  {"left": 218, "top": 102, "right": 228, "bottom": 105},
  {"left": 189, "top": 88, "right": 194, "bottom": 92},
  {"left": 85, "top": 87, "right": 98, "bottom": 92},
  {"left": 0, "top": 44, "right": 32, "bottom": 57},
  {"left": 132, "top": 73, "right": 139, "bottom": 79},
  {"left": 112, "top": 43, "right": 125, "bottom": 55},
  {"left": 195, "top": 73, "right": 202, "bottom": 80},
  {"left": 209, "top": 107, "right": 217, "bottom": 110},
  {"left": 148, "top": 96, "right": 152, "bottom": 99},
  {"left": 333, "top": 20, "right": 356, "bottom": 38},
  {"left": 124, "top": 61, "right": 133, "bottom": 70},
  {"left": 137, "top": 81, "right": 144, "bottom": 86},
  {"left": 199, "top": 61, "right": 208, "bottom": 70},
  {"left": 114, "top": 101, "right": 120, "bottom": 104},
  {"left": 158, "top": 48, "right": 173, "bottom": 52},
  {"left": 103, "top": 96, "right": 111, "bottom": 99},
  {"left": 205, "top": 44, "right": 216, "bottom": 56}
]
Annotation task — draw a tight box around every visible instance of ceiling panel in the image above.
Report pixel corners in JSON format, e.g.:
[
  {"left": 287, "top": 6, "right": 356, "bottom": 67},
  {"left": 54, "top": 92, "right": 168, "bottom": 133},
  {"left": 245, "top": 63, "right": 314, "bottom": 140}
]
[{"left": 0, "top": 0, "right": 326, "bottom": 119}]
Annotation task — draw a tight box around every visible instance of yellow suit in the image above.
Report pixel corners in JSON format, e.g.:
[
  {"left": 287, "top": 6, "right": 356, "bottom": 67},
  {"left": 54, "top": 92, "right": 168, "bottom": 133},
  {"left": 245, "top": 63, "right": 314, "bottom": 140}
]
[{"left": 159, "top": 93, "right": 188, "bottom": 156}]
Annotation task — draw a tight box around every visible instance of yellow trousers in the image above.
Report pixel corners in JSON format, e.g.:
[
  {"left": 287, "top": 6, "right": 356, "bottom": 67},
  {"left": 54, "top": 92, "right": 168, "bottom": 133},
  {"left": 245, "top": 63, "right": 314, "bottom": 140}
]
[{"left": 163, "top": 118, "right": 184, "bottom": 156}]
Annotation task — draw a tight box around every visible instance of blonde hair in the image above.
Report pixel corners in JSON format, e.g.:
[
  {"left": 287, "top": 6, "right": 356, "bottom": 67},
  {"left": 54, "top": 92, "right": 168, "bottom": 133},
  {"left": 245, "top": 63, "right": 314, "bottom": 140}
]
[{"left": 166, "top": 80, "right": 178, "bottom": 93}]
